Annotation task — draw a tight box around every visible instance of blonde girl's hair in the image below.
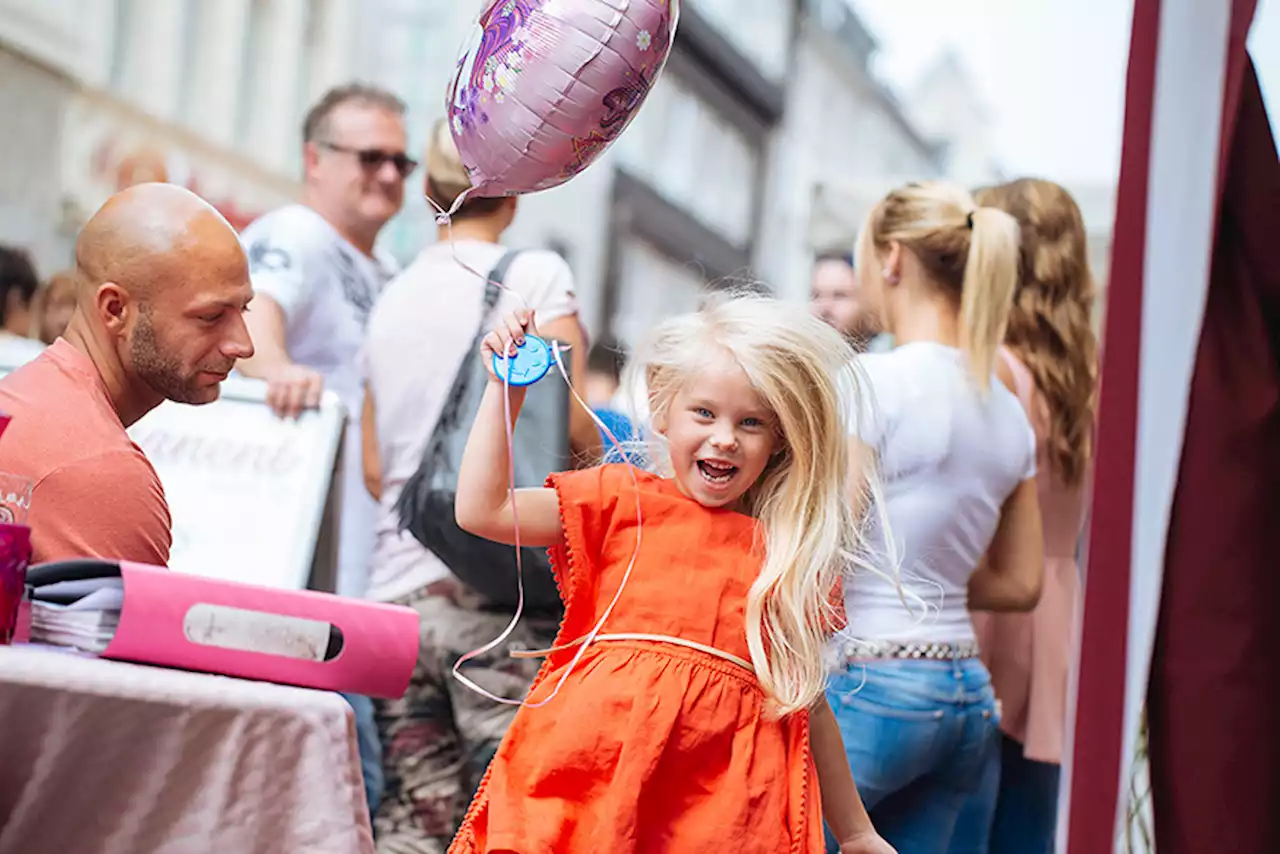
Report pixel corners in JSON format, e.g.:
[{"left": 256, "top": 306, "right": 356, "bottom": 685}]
[
  {"left": 974, "top": 178, "right": 1099, "bottom": 486},
  {"left": 862, "top": 181, "right": 1022, "bottom": 389},
  {"left": 627, "top": 291, "right": 878, "bottom": 716}
]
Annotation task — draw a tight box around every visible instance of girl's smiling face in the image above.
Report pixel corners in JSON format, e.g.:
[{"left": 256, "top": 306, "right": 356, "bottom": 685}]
[{"left": 657, "top": 349, "right": 779, "bottom": 510}]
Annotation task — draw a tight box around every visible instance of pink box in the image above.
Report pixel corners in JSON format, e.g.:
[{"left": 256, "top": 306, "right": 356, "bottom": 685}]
[{"left": 101, "top": 562, "right": 419, "bottom": 699}]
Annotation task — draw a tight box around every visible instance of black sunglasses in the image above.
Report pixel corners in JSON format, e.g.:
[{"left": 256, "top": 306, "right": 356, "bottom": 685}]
[{"left": 319, "top": 142, "right": 418, "bottom": 178}]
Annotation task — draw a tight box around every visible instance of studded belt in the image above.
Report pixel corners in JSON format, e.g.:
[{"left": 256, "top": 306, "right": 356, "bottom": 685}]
[{"left": 837, "top": 638, "right": 982, "bottom": 662}]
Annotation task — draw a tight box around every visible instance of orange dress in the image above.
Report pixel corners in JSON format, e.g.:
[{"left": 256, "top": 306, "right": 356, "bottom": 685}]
[{"left": 449, "top": 464, "right": 824, "bottom": 853}]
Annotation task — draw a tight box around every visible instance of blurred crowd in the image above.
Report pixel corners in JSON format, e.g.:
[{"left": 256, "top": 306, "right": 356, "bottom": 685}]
[{"left": 0, "top": 247, "right": 75, "bottom": 360}]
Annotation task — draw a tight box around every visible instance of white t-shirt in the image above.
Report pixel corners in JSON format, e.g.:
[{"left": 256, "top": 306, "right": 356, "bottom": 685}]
[
  {"left": 844, "top": 342, "right": 1037, "bottom": 643},
  {"left": 241, "top": 204, "right": 398, "bottom": 415},
  {"left": 362, "top": 240, "right": 579, "bottom": 604},
  {"left": 240, "top": 204, "right": 399, "bottom": 598}
]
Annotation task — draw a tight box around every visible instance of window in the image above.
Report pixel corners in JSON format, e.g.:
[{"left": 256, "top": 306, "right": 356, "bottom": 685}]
[
  {"left": 291, "top": 0, "right": 328, "bottom": 170},
  {"left": 296, "top": 0, "right": 326, "bottom": 113},
  {"left": 177, "top": 0, "right": 205, "bottom": 124},
  {"left": 235, "top": 0, "right": 269, "bottom": 146},
  {"left": 613, "top": 237, "right": 709, "bottom": 348},
  {"left": 688, "top": 0, "right": 791, "bottom": 81},
  {"left": 108, "top": 0, "right": 136, "bottom": 92},
  {"left": 817, "top": 0, "right": 846, "bottom": 32},
  {"left": 616, "top": 74, "right": 759, "bottom": 247}
]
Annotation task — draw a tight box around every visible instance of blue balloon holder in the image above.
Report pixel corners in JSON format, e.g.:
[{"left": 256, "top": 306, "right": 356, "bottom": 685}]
[{"left": 493, "top": 335, "right": 556, "bottom": 387}]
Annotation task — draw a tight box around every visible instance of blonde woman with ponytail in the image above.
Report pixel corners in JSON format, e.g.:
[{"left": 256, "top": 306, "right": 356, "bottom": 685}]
[
  {"left": 823, "top": 181, "right": 1044, "bottom": 854},
  {"left": 449, "top": 293, "right": 896, "bottom": 854}
]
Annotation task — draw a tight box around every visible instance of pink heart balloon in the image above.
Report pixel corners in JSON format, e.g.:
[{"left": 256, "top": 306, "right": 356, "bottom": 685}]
[{"left": 445, "top": 0, "right": 680, "bottom": 202}]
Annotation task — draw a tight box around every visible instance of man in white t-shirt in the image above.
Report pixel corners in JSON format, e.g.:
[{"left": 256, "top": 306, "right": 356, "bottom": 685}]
[
  {"left": 361, "top": 120, "right": 597, "bottom": 852},
  {"left": 236, "top": 83, "right": 414, "bottom": 823},
  {"left": 238, "top": 83, "right": 413, "bottom": 599}
]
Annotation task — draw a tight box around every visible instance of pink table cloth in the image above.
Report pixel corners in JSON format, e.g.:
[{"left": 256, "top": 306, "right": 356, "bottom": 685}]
[{"left": 0, "top": 645, "right": 374, "bottom": 854}]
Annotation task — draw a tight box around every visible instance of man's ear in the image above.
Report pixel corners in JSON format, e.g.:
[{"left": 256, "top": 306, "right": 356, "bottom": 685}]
[
  {"left": 302, "top": 141, "right": 323, "bottom": 180},
  {"left": 96, "top": 282, "right": 131, "bottom": 335}
]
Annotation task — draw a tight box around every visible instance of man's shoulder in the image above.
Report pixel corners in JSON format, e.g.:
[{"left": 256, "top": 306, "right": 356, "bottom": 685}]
[
  {"left": 0, "top": 352, "right": 146, "bottom": 481},
  {"left": 241, "top": 205, "right": 335, "bottom": 272},
  {"left": 44, "top": 445, "right": 161, "bottom": 488},
  {"left": 30, "top": 446, "right": 170, "bottom": 566},
  {"left": 241, "top": 203, "right": 326, "bottom": 236}
]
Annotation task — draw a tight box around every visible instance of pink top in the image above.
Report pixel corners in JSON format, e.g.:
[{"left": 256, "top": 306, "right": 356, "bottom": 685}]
[{"left": 971, "top": 348, "right": 1088, "bottom": 764}]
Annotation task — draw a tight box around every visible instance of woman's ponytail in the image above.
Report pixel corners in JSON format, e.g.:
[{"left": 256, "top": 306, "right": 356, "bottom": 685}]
[
  {"left": 865, "top": 182, "right": 1022, "bottom": 388},
  {"left": 958, "top": 206, "right": 1021, "bottom": 389}
]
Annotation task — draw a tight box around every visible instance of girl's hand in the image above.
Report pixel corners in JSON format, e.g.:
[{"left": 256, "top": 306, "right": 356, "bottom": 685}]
[
  {"left": 480, "top": 308, "right": 537, "bottom": 383},
  {"left": 840, "top": 831, "right": 897, "bottom": 854}
]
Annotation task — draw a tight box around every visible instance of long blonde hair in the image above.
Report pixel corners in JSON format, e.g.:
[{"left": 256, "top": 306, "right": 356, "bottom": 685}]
[
  {"left": 975, "top": 178, "right": 1098, "bottom": 485},
  {"left": 628, "top": 292, "right": 875, "bottom": 716},
  {"left": 861, "top": 181, "right": 1021, "bottom": 388}
]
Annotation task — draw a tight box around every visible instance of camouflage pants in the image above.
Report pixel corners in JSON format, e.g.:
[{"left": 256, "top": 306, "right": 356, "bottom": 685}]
[{"left": 372, "top": 581, "right": 559, "bottom": 854}]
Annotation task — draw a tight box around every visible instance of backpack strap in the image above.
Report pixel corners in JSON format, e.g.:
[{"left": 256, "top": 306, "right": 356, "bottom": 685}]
[
  {"left": 395, "top": 249, "right": 523, "bottom": 531},
  {"left": 482, "top": 249, "right": 522, "bottom": 321},
  {"left": 430, "top": 249, "right": 524, "bottom": 440}
]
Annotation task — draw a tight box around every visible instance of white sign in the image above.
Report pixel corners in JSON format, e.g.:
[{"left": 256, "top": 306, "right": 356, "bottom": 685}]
[
  {"left": 126, "top": 376, "right": 345, "bottom": 590},
  {"left": 0, "top": 352, "right": 344, "bottom": 591}
]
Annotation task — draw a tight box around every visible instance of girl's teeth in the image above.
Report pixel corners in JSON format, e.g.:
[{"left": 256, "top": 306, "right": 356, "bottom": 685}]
[{"left": 698, "top": 461, "right": 734, "bottom": 483}]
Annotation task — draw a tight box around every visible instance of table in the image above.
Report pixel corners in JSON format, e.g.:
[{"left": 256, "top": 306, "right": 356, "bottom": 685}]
[{"left": 0, "top": 646, "right": 374, "bottom": 854}]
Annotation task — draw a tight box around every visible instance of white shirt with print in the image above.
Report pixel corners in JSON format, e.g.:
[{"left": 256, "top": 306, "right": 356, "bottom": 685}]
[{"left": 241, "top": 204, "right": 399, "bottom": 599}]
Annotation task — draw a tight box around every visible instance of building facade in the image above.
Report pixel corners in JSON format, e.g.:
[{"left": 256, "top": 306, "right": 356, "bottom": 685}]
[
  {"left": 0, "top": 0, "right": 357, "bottom": 275},
  {"left": 763, "top": 0, "right": 950, "bottom": 303},
  {"left": 1, "top": 0, "right": 1005, "bottom": 347},
  {"left": 0, "top": 30, "right": 79, "bottom": 274},
  {"left": 360, "top": 0, "right": 1002, "bottom": 342},
  {"left": 361, "top": 0, "right": 800, "bottom": 347},
  {"left": 905, "top": 51, "right": 1004, "bottom": 189}
]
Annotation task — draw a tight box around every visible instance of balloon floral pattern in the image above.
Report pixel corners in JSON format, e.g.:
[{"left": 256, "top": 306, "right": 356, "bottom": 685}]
[{"left": 446, "top": 0, "right": 680, "bottom": 200}]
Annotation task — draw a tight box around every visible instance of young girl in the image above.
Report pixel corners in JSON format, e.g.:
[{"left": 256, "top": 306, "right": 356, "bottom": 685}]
[
  {"left": 826, "top": 181, "right": 1045, "bottom": 854},
  {"left": 449, "top": 294, "right": 896, "bottom": 854}
]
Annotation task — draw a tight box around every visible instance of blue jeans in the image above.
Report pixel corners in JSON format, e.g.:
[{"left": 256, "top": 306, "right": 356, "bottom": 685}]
[
  {"left": 824, "top": 659, "right": 1001, "bottom": 854},
  {"left": 343, "top": 693, "right": 383, "bottom": 820},
  {"left": 958, "top": 733, "right": 1060, "bottom": 854}
]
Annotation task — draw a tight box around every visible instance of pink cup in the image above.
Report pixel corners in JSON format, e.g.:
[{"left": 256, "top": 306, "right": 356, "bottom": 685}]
[{"left": 0, "top": 523, "right": 32, "bottom": 644}]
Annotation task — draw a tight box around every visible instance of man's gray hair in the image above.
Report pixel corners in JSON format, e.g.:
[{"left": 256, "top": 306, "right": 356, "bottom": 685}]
[{"left": 302, "top": 83, "right": 406, "bottom": 143}]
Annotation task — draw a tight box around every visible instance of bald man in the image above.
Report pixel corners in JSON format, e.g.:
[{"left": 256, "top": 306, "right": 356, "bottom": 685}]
[{"left": 0, "top": 183, "right": 254, "bottom": 564}]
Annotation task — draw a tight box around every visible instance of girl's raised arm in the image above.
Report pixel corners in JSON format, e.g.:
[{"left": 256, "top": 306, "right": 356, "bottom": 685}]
[{"left": 454, "top": 309, "right": 565, "bottom": 548}]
